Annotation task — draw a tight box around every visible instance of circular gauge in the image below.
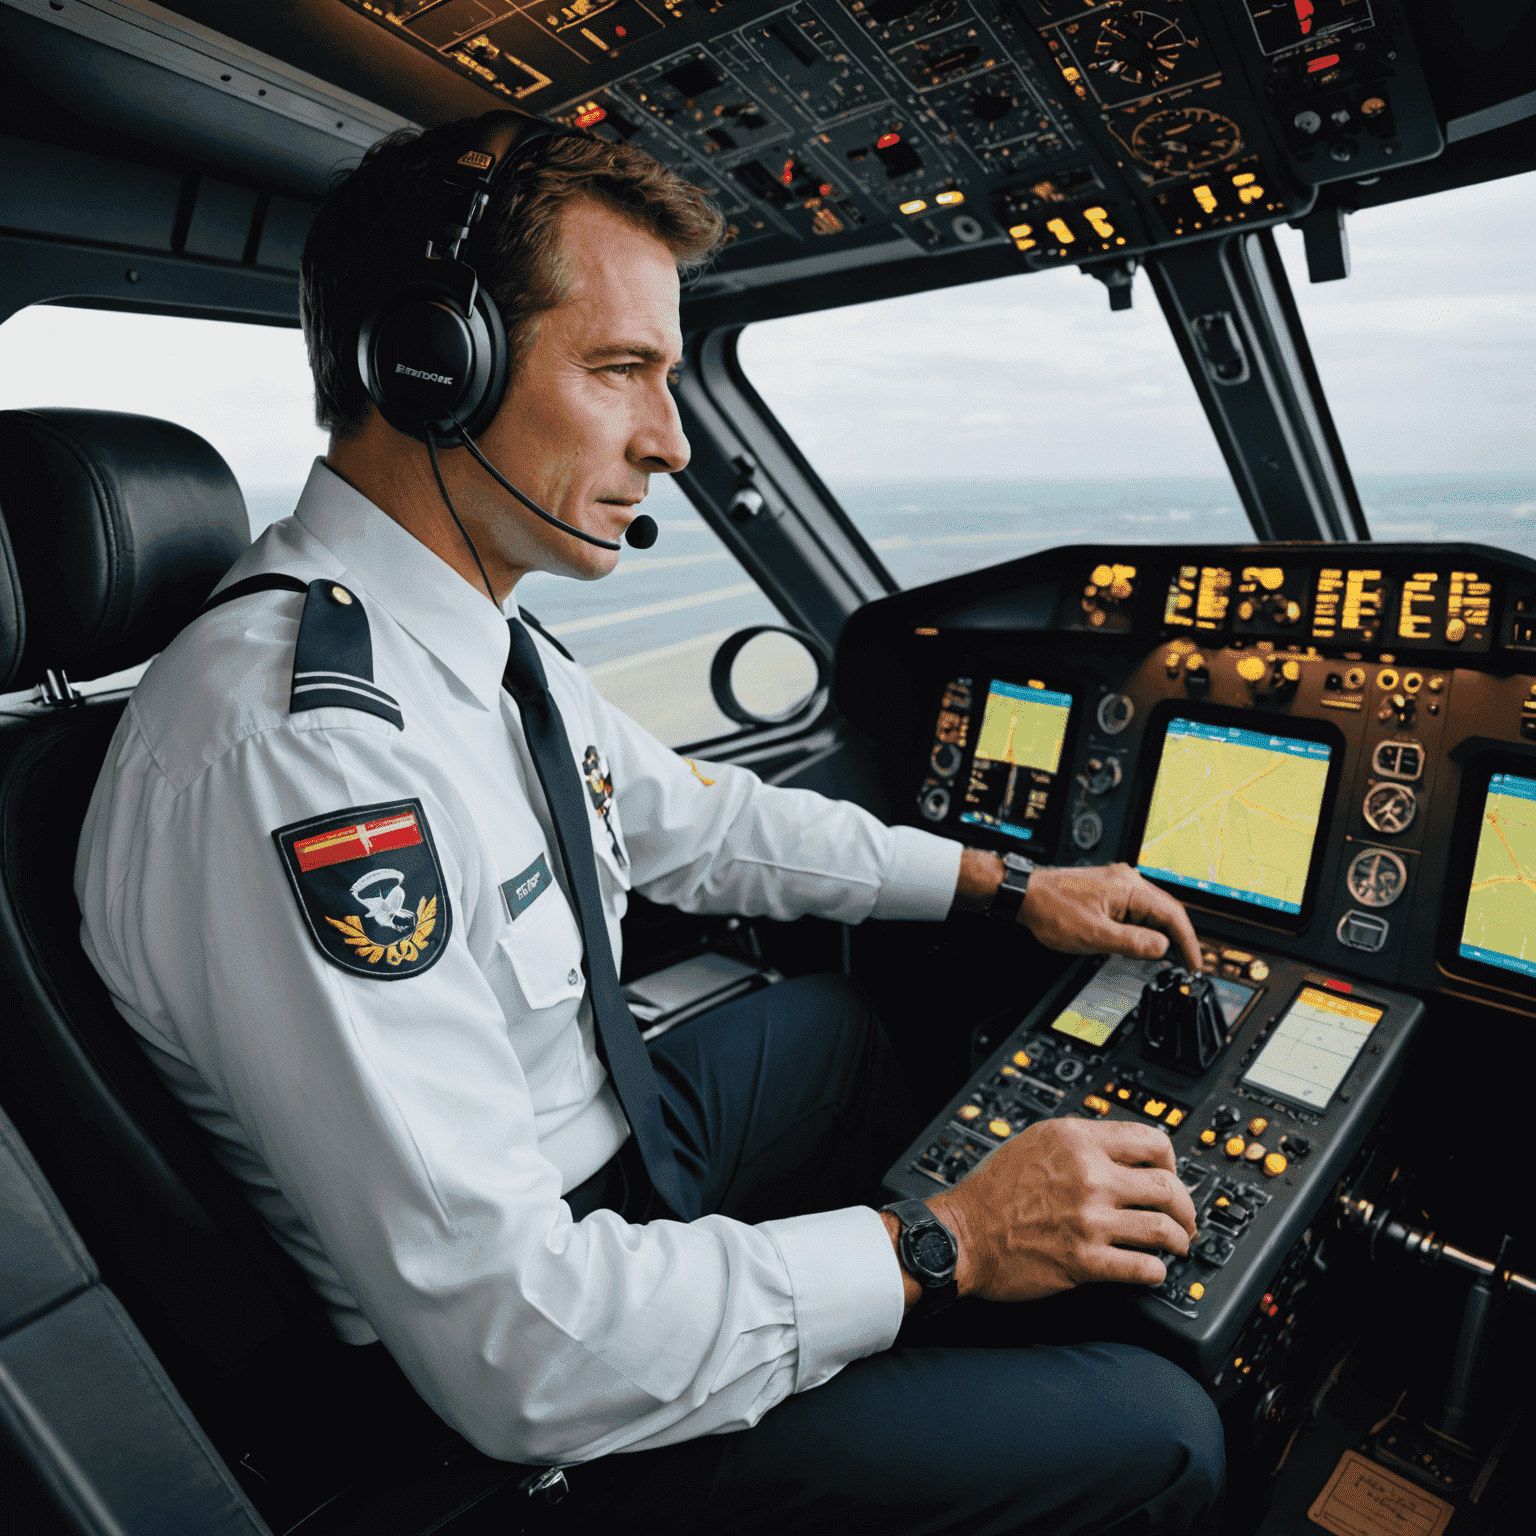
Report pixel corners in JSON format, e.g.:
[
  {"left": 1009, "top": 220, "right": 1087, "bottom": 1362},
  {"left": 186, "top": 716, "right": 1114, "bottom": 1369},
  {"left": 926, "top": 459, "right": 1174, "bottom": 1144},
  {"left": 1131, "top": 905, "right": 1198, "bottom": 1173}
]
[
  {"left": 1097, "top": 692, "right": 1135, "bottom": 735},
  {"left": 1362, "top": 782, "right": 1417, "bottom": 836},
  {"left": 1346, "top": 847, "right": 1409, "bottom": 908},
  {"left": 918, "top": 784, "right": 951, "bottom": 822},
  {"left": 1130, "top": 106, "right": 1243, "bottom": 175},
  {"left": 1090, "top": 10, "right": 1188, "bottom": 98},
  {"left": 930, "top": 741, "right": 963, "bottom": 778},
  {"left": 1072, "top": 810, "right": 1104, "bottom": 849}
]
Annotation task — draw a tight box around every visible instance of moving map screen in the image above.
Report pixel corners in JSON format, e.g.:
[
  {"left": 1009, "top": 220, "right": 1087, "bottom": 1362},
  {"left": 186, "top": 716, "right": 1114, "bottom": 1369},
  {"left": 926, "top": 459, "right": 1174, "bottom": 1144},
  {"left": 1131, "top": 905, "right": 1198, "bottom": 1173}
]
[
  {"left": 960, "top": 680, "right": 1072, "bottom": 843},
  {"left": 1458, "top": 772, "right": 1536, "bottom": 981},
  {"left": 1241, "top": 986, "right": 1383, "bottom": 1112},
  {"left": 1136, "top": 718, "right": 1333, "bottom": 917}
]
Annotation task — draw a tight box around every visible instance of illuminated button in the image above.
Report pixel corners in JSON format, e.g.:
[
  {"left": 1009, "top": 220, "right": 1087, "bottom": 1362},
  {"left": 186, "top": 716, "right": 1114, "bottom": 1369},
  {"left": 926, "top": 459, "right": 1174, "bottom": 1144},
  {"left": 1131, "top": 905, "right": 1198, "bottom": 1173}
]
[
  {"left": 1001, "top": 1065, "right": 1021, "bottom": 1079},
  {"left": 1116, "top": 1087, "right": 1133, "bottom": 1101},
  {"left": 935, "top": 190, "right": 965, "bottom": 206},
  {"left": 899, "top": 198, "right": 928, "bottom": 215},
  {"left": 1013, "top": 1050, "right": 1032, "bottom": 1068},
  {"left": 1084, "top": 1095, "right": 1111, "bottom": 1117},
  {"left": 1165, "top": 1108, "right": 1186, "bottom": 1128},
  {"left": 1091, "top": 563, "right": 1115, "bottom": 588},
  {"left": 1200, "top": 1128, "right": 1218, "bottom": 1146},
  {"left": 1446, "top": 618, "right": 1467, "bottom": 644},
  {"left": 1361, "top": 96, "right": 1386, "bottom": 116},
  {"left": 1427, "top": 675, "right": 1445, "bottom": 693},
  {"left": 1344, "top": 667, "right": 1366, "bottom": 690},
  {"left": 1281, "top": 658, "right": 1302, "bottom": 682},
  {"left": 1285, "top": 600, "right": 1302, "bottom": 624},
  {"left": 1236, "top": 655, "right": 1267, "bottom": 683},
  {"left": 1263, "top": 1152, "right": 1288, "bottom": 1178},
  {"left": 958, "top": 1104, "right": 982, "bottom": 1122},
  {"left": 1244, "top": 1141, "right": 1267, "bottom": 1162},
  {"left": 1249, "top": 960, "right": 1270, "bottom": 982},
  {"left": 988, "top": 1119, "right": 1012, "bottom": 1139},
  {"left": 1258, "top": 568, "right": 1284, "bottom": 591},
  {"left": 1214, "top": 1196, "right": 1231, "bottom": 1208},
  {"left": 1224, "top": 1136, "right": 1246, "bottom": 1159},
  {"left": 1247, "top": 1117, "right": 1268, "bottom": 1137},
  {"left": 1377, "top": 668, "right": 1399, "bottom": 690},
  {"left": 1403, "top": 672, "right": 1423, "bottom": 693},
  {"left": 1188, "top": 1282, "right": 1205, "bottom": 1300},
  {"left": 1143, "top": 1098, "right": 1168, "bottom": 1119},
  {"left": 329, "top": 585, "right": 353, "bottom": 606}
]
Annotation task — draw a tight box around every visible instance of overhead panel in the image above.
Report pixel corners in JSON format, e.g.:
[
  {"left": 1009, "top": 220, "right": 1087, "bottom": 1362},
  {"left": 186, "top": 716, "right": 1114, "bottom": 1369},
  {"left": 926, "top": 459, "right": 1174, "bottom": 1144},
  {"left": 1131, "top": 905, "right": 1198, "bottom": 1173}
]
[{"left": 337, "top": 1, "right": 1443, "bottom": 289}]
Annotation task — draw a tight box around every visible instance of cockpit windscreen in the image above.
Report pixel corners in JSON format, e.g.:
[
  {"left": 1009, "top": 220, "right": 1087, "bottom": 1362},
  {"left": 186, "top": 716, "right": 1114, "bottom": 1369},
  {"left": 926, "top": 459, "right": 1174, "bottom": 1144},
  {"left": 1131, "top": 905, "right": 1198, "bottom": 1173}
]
[{"left": 1136, "top": 718, "right": 1332, "bottom": 917}]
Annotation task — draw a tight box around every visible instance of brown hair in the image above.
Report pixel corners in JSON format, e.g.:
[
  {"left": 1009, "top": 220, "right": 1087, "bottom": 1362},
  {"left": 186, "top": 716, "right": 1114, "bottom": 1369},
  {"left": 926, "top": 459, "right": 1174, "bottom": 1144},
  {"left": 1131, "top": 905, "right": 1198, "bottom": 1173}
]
[{"left": 300, "top": 122, "right": 726, "bottom": 440}]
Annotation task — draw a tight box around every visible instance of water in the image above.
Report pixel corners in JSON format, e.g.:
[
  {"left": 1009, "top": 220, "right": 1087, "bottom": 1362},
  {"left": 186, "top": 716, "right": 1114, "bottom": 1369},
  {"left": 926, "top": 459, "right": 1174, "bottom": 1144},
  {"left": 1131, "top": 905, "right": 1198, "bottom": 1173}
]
[{"left": 238, "top": 474, "right": 1531, "bottom": 746}]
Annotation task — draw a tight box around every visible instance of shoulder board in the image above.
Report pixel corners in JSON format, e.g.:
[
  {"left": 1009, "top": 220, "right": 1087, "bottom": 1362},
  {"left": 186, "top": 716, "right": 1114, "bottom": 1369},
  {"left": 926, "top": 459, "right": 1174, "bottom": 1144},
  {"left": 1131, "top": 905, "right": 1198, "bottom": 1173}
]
[
  {"left": 196, "top": 574, "right": 403, "bottom": 731},
  {"left": 517, "top": 605, "right": 575, "bottom": 664}
]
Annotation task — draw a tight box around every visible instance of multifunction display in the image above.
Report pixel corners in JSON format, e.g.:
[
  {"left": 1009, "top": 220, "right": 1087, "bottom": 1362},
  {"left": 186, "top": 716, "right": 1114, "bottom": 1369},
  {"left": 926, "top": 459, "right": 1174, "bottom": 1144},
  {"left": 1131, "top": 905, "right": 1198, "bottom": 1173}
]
[
  {"left": 1459, "top": 771, "right": 1536, "bottom": 982},
  {"left": 1240, "top": 985, "right": 1383, "bottom": 1112},
  {"left": 1049, "top": 955, "right": 1255, "bottom": 1050},
  {"left": 1137, "top": 719, "right": 1332, "bottom": 916},
  {"left": 960, "top": 680, "right": 1072, "bottom": 843}
]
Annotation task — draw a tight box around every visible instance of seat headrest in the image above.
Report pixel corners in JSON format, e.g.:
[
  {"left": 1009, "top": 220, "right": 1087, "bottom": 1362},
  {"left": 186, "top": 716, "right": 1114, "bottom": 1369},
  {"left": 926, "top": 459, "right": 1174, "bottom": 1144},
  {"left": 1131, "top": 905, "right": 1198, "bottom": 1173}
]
[{"left": 0, "top": 410, "right": 250, "bottom": 688}]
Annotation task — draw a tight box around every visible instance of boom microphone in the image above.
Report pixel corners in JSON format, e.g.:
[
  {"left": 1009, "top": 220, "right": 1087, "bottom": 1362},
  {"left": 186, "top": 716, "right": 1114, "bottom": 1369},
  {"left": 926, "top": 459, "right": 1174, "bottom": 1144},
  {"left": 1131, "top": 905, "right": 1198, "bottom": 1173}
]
[{"left": 625, "top": 514, "right": 658, "bottom": 550}]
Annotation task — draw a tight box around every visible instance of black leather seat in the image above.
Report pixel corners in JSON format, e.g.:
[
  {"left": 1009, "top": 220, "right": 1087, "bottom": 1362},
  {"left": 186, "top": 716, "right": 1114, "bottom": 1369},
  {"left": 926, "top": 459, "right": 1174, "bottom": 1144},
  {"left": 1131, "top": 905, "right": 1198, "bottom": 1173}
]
[{"left": 0, "top": 411, "right": 530, "bottom": 1533}]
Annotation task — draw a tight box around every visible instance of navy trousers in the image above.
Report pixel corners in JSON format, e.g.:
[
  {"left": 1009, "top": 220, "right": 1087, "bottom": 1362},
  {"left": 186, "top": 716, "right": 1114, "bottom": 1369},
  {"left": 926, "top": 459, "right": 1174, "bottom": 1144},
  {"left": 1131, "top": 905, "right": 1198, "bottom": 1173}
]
[{"left": 568, "top": 974, "right": 1225, "bottom": 1535}]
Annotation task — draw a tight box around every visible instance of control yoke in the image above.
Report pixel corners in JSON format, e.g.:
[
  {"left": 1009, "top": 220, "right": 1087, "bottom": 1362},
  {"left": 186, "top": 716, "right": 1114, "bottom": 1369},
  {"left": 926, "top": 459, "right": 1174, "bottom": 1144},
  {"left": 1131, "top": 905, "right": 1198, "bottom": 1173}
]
[{"left": 1138, "top": 968, "right": 1226, "bottom": 1075}]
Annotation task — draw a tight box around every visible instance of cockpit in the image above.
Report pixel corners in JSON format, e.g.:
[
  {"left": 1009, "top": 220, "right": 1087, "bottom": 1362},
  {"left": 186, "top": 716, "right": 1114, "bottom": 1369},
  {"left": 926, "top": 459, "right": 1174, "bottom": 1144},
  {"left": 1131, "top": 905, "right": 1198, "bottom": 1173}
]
[{"left": 0, "top": 2, "right": 1533, "bottom": 1533}]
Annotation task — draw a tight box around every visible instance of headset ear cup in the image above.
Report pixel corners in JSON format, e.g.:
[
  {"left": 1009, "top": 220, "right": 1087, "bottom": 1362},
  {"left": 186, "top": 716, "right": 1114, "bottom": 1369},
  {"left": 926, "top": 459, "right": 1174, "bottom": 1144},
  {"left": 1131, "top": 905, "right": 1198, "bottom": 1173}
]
[{"left": 455, "top": 283, "right": 510, "bottom": 441}]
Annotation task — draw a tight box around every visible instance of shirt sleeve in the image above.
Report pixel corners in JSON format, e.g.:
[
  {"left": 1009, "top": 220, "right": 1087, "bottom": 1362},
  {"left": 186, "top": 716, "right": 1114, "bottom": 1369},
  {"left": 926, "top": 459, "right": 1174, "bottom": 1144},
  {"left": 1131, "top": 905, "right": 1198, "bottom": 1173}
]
[
  {"left": 579, "top": 672, "right": 962, "bottom": 926},
  {"left": 76, "top": 710, "right": 906, "bottom": 1465}
]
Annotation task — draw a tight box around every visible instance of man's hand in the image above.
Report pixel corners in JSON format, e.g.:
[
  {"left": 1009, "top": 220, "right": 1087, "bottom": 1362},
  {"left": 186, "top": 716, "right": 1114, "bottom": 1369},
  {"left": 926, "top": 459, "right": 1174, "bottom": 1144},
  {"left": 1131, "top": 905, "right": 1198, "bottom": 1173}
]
[
  {"left": 886, "top": 1118, "right": 1197, "bottom": 1310},
  {"left": 954, "top": 852, "right": 1201, "bottom": 972},
  {"left": 1020, "top": 862, "right": 1203, "bottom": 972}
]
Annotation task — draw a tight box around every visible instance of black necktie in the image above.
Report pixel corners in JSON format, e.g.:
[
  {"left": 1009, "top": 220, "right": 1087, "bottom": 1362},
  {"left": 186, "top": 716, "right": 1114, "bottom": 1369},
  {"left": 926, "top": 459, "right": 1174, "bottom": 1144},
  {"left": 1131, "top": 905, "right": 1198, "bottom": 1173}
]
[{"left": 502, "top": 619, "right": 687, "bottom": 1220}]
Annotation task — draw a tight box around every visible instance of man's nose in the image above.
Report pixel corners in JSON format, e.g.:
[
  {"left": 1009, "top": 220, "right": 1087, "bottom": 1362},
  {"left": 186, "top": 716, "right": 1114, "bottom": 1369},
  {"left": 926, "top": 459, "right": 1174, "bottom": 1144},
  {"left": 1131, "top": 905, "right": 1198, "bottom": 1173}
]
[{"left": 632, "top": 380, "right": 691, "bottom": 474}]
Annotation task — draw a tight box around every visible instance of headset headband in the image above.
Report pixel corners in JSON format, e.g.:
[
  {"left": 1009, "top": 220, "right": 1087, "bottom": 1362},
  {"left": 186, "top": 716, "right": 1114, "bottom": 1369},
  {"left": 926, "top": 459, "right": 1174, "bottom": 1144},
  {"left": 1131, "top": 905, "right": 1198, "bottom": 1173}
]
[{"left": 424, "top": 111, "right": 563, "bottom": 265}]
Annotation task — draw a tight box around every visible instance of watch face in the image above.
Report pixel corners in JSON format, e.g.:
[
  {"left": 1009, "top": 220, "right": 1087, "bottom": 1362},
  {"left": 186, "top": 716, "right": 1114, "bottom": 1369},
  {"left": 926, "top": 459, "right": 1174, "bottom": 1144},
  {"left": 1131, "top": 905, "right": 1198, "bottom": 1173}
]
[{"left": 911, "top": 1225, "right": 956, "bottom": 1276}]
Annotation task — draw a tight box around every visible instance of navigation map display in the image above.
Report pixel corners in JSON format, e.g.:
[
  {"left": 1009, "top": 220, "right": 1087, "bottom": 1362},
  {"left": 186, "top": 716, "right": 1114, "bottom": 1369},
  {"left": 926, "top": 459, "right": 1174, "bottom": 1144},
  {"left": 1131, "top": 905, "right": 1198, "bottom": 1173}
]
[
  {"left": 1459, "top": 772, "right": 1536, "bottom": 981},
  {"left": 960, "top": 681, "right": 1072, "bottom": 844},
  {"left": 1241, "top": 986, "right": 1383, "bottom": 1112},
  {"left": 1136, "top": 718, "right": 1333, "bottom": 917}
]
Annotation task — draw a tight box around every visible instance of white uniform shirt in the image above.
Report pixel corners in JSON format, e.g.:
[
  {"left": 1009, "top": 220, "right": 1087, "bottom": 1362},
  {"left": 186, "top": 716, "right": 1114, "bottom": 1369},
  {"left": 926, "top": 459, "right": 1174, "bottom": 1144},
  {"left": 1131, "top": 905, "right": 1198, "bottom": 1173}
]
[{"left": 76, "top": 460, "right": 962, "bottom": 1464}]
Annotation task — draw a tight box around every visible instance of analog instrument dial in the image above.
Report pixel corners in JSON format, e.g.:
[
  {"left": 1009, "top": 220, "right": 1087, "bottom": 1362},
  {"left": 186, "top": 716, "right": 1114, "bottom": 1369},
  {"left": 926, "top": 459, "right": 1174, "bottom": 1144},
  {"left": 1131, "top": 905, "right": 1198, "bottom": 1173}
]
[
  {"left": 930, "top": 741, "right": 963, "bottom": 778},
  {"left": 1097, "top": 692, "right": 1135, "bottom": 735},
  {"left": 919, "top": 784, "right": 951, "bottom": 822},
  {"left": 1346, "top": 847, "right": 1408, "bottom": 909},
  {"left": 1362, "top": 782, "right": 1417, "bottom": 836},
  {"left": 1130, "top": 106, "right": 1242, "bottom": 175},
  {"left": 1090, "top": 10, "right": 1189, "bottom": 99}
]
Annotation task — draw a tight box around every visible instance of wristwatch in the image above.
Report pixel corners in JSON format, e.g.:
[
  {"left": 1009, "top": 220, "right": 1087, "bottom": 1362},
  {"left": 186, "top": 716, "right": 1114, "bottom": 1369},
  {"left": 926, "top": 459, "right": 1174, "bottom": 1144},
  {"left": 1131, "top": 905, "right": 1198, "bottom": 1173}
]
[
  {"left": 989, "top": 851, "right": 1036, "bottom": 925},
  {"left": 881, "top": 1198, "right": 959, "bottom": 1319}
]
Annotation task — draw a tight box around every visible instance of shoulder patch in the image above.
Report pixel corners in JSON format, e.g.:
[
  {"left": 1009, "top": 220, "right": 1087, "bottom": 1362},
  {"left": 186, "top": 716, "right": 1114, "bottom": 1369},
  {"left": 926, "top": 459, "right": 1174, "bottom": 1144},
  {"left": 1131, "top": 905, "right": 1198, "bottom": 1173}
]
[{"left": 273, "top": 800, "right": 450, "bottom": 979}]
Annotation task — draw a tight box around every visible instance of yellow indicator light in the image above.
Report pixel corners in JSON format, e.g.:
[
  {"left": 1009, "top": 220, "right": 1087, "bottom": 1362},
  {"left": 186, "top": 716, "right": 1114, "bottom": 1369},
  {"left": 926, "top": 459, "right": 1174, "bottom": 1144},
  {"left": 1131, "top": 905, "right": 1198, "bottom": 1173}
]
[
  {"left": 936, "top": 190, "right": 965, "bottom": 206},
  {"left": 958, "top": 1104, "right": 981, "bottom": 1121},
  {"left": 1013, "top": 1050, "right": 1032, "bottom": 1068},
  {"left": 988, "top": 1118, "right": 1012, "bottom": 1139},
  {"left": 899, "top": 198, "right": 928, "bottom": 215},
  {"left": 1045, "top": 216, "right": 1075, "bottom": 243},
  {"left": 1193, "top": 185, "right": 1218, "bottom": 214},
  {"left": 1083, "top": 206, "right": 1115, "bottom": 238},
  {"left": 1188, "top": 1282, "right": 1205, "bottom": 1300},
  {"left": 1165, "top": 1108, "right": 1186, "bottom": 1128},
  {"left": 1232, "top": 172, "right": 1256, "bottom": 186},
  {"left": 1237, "top": 181, "right": 1267, "bottom": 205},
  {"left": 1143, "top": 1098, "right": 1167, "bottom": 1119},
  {"left": 1083, "top": 1095, "right": 1111, "bottom": 1116},
  {"left": 1062, "top": 66, "right": 1081, "bottom": 82},
  {"left": 1008, "top": 223, "right": 1033, "bottom": 239},
  {"left": 1000, "top": 1065, "right": 1020, "bottom": 1078},
  {"left": 1014, "top": 237, "right": 1037, "bottom": 249},
  {"left": 914, "top": 626, "right": 938, "bottom": 636},
  {"left": 1200, "top": 1128, "right": 1217, "bottom": 1146},
  {"left": 1091, "top": 564, "right": 1115, "bottom": 587}
]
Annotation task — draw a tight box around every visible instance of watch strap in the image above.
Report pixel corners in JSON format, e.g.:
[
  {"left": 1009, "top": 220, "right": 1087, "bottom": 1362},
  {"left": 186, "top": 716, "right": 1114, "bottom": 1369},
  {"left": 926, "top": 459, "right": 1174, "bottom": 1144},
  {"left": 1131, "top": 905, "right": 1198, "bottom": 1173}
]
[{"left": 990, "top": 852, "right": 1035, "bottom": 925}]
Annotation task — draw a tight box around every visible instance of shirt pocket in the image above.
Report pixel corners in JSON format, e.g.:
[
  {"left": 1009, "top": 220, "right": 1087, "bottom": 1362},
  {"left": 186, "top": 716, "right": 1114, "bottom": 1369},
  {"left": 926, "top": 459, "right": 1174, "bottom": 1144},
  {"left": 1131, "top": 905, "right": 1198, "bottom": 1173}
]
[{"left": 497, "top": 883, "right": 586, "bottom": 1013}]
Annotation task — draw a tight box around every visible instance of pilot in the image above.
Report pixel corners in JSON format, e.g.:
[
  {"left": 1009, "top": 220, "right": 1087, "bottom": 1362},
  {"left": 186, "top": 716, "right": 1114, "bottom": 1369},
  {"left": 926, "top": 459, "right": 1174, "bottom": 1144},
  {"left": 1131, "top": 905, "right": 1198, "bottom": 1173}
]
[{"left": 77, "top": 115, "right": 1222, "bottom": 1533}]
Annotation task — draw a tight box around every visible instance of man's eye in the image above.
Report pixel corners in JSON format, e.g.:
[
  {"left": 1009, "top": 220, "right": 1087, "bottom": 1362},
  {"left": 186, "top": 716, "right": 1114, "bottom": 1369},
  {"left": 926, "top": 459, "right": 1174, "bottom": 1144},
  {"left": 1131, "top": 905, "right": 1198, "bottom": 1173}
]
[{"left": 607, "top": 363, "right": 634, "bottom": 378}]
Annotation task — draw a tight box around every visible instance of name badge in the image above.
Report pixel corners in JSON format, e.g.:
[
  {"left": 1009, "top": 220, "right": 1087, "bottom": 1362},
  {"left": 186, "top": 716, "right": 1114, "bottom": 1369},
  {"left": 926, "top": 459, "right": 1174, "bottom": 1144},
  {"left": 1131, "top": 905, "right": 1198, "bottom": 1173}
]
[{"left": 501, "top": 853, "right": 553, "bottom": 920}]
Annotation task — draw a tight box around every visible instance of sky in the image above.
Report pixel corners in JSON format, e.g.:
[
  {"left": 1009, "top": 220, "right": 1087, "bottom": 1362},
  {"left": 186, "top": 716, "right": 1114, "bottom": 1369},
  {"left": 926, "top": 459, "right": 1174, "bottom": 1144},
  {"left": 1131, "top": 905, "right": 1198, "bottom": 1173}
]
[{"left": 0, "top": 169, "right": 1530, "bottom": 504}]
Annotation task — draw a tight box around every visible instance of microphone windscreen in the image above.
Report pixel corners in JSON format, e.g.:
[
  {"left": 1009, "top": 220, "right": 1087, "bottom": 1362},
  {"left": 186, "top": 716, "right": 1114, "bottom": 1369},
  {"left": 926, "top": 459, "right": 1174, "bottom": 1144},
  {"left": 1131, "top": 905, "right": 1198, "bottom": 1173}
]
[{"left": 625, "top": 513, "right": 659, "bottom": 550}]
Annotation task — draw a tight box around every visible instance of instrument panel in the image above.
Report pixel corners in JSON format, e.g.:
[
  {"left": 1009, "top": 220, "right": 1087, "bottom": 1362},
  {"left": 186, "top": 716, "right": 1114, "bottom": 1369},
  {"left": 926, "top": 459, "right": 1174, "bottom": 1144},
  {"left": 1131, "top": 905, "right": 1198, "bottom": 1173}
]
[
  {"left": 340, "top": 1, "right": 1444, "bottom": 280},
  {"left": 836, "top": 541, "right": 1536, "bottom": 1018}
]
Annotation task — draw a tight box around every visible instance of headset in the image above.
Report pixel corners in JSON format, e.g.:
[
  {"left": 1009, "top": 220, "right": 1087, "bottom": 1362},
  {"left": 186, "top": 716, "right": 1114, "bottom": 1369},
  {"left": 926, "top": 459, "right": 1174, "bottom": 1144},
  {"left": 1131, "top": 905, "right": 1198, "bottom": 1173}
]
[{"left": 356, "top": 110, "right": 659, "bottom": 575}]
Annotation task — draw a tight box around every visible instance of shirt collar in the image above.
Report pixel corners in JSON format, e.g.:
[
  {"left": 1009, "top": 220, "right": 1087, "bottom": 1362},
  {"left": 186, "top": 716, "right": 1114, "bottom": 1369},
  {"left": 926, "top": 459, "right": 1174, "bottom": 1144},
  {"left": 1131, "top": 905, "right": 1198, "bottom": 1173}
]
[{"left": 292, "top": 458, "right": 511, "bottom": 710}]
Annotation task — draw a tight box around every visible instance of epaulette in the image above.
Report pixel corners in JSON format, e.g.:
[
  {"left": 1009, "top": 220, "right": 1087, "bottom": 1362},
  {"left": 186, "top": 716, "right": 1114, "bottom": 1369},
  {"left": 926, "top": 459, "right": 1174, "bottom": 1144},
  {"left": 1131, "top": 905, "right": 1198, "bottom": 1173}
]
[{"left": 199, "top": 574, "right": 404, "bottom": 730}]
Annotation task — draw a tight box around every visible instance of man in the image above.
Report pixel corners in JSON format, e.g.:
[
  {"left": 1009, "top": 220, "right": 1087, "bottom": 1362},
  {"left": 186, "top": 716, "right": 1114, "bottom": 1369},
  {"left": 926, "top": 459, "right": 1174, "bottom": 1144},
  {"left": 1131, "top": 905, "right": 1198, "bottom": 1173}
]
[{"left": 77, "top": 117, "right": 1222, "bottom": 1532}]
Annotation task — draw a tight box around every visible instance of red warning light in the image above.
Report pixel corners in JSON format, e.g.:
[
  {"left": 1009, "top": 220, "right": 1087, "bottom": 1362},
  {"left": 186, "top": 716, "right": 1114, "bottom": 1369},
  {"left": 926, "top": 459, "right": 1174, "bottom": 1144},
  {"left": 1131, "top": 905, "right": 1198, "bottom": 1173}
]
[
  {"left": 780, "top": 159, "right": 795, "bottom": 186},
  {"left": 1294, "top": 0, "right": 1314, "bottom": 35},
  {"left": 574, "top": 106, "right": 607, "bottom": 128},
  {"left": 876, "top": 132, "right": 901, "bottom": 149},
  {"left": 1306, "top": 53, "right": 1340, "bottom": 73},
  {"left": 615, "top": 25, "right": 628, "bottom": 36},
  {"left": 819, "top": 183, "right": 833, "bottom": 196},
  {"left": 1322, "top": 977, "right": 1353, "bottom": 994}
]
